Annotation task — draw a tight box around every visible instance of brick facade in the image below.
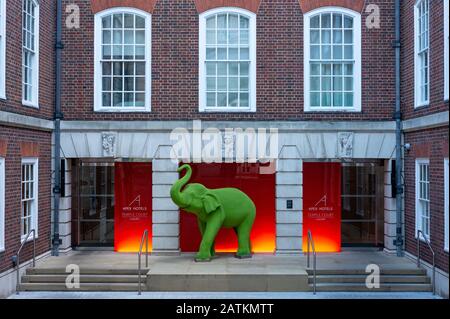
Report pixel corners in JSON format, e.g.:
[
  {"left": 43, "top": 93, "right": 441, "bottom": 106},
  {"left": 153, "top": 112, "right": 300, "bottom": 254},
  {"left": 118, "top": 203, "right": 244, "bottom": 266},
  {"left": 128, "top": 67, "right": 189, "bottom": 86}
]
[
  {"left": 61, "top": 0, "right": 395, "bottom": 121},
  {"left": 401, "top": 0, "right": 449, "bottom": 274},
  {"left": 404, "top": 127, "right": 449, "bottom": 271},
  {"left": 298, "top": 0, "right": 365, "bottom": 14},
  {"left": 0, "top": 0, "right": 55, "bottom": 120},
  {"left": 0, "top": 0, "right": 54, "bottom": 277},
  {"left": 0, "top": 125, "right": 52, "bottom": 274},
  {"left": 401, "top": 0, "right": 449, "bottom": 120},
  {"left": 91, "top": 0, "right": 158, "bottom": 14}
]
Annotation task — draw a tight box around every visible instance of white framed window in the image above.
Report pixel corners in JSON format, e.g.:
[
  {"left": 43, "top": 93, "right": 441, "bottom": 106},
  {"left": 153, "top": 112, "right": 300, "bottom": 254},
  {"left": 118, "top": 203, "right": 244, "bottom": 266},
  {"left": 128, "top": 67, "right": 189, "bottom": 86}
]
[
  {"left": 21, "top": 158, "right": 38, "bottom": 241},
  {"left": 0, "top": 158, "right": 5, "bottom": 252},
  {"left": 199, "top": 7, "right": 257, "bottom": 112},
  {"left": 0, "top": 0, "right": 6, "bottom": 100},
  {"left": 414, "top": 0, "right": 429, "bottom": 108},
  {"left": 22, "top": 0, "right": 39, "bottom": 108},
  {"left": 444, "top": 0, "right": 449, "bottom": 101},
  {"left": 94, "top": 8, "right": 152, "bottom": 112},
  {"left": 304, "top": 7, "right": 361, "bottom": 112},
  {"left": 444, "top": 158, "right": 449, "bottom": 252},
  {"left": 415, "top": 158, "right": 430, "bottom": 240}
]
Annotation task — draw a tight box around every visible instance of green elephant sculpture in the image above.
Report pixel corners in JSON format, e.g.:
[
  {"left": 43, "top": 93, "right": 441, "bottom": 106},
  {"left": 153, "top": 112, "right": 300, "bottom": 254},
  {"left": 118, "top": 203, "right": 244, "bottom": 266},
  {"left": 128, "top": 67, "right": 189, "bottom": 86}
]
[{"left": 170, "top": 164, "right": 256, "bottom": 262}]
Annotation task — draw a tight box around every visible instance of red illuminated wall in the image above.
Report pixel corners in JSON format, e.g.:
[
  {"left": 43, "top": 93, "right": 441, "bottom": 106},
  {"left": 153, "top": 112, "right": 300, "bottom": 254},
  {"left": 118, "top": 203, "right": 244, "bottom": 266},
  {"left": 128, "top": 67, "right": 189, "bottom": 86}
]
[
  {"left": 180, "top": 163, "right": 276, "bottom": 253},
  {"left": 114, "top": 162, "right": 152, "bottom": 252},
  {"left": 303, "top": 162, "right": 341, "bottom": 253}
]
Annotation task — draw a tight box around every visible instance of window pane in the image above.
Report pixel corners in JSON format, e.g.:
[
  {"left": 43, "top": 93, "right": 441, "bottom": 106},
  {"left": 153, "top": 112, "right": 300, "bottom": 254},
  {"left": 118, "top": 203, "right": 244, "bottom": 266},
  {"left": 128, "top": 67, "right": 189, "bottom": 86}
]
[
  {"left": 311, "top": 92, "right": 320, "bottom": 106},
  {"left": 135, "top": 16, "right": 145, "bottom": 28},
  {"left": 333, "top": 93, "right": 343, "bottom": 106},
  {"left": 102, "top": 16, "right": 111, "bottom": 28},
  {"left": 344, "top": 16, "right": 353, "bottom": 28},
  {"left": 322, "top": 14, "right": 331, "bottom": 28},
  {"left": 229, "top": 30, "right": 238, "bottom": 44},
  {"left": 311, "top": 30, "right": 320, "bottom": 44},
  {"left": 311, "top": 45, "right": 320, "bottom": 59},
  {"left": 322, "top": 77, "right": 331, "bottom": 91},
  {"left": 207, "top": 77, "right": 216, "bottom": 90},
  {"left": 206, "top": 30, "right": 216, "bottom": 44},
  {"left": 217, "top": 93, "right": 227, "bottom": 106},
  {"left": 240, "top": 93, "right": 249, "bottom": 107},
  {"left": 136, "top": 31, "right": 145, "bottom": 44},
  {"left": 229, "top": 77, "right": 238, "bottom": 90},
  {"left": 240, "top": 77, "right": 249, "bottom": 90},
  {"left": 206, "top": 17, "right": 215, "bottom": 28},
  {"left": 322, "top": 92, "right": 331, "bottom": 106},
  {"left": 322, "top": 30, "right": 331, "bottom": 44},
  {"left": 136, "top": 62, "right": 145, "bottom": 75},
  {"left": 229, "top": 63, "right": 238, "bottom": 76},
  {"left": 229, "top": 48, "right": 239, "bottom": 60},
  {"left": 135, "top": 93, "right": 145, "bottom": 106},
  {"left": 206, "top": 63, "right": 216, "bottom": 75},
  {"left": 124, "top": 14, "right": 134, "bottom": 28},
  {"left": 136, "top": 77, "right": 145, "bottom": 91},
  {"left": 217, "top": 77, "right": 227, "bottom": 91},
  {"left": 207, "top": 93, "right": 216, "bottom": 106},
  {"left": 240, "top": 16, "right": 249, "bottom": 28},
  {"left": 311, "top": 64, "right": 320, "bottom": 75},
  {"left": 206, "top": 48, "right": 216, "bottom": 60},
  {"left": 217, "top": 15, "right": 227, "bottom": 28},
  {"left": 113, "top": 93, "right": 122, "bottom": 106},
  {"left": 217, "top": 48, "right": 227, "bottom": 59},
  {"left": 229, "top": 93, "right": 238, "bottom": 106},
  {"left": 102, "top": 93, "right": 111, "bottom": 106},
  {"left": 102, "top": 77, "right": 111, "bottom": 90},
  {"left": 229, "top": 14, "right": 238, "bottom": 28},
  {"left": 240, "top": 30, "right": 249, "bottom": 45},
  {"left": 333, "top": 14, "right": 342, "bottom": 28},
  {"left": 240, "top": 48, "right": 249, "bottom": 60},
  {"left": 113, "top": 14, "right": 123, "bottom": 28},
  {"left": 240, "top": 62, "right": 249, "bottom": 76},
  {"left": 322, "top": 45, "right": 331, "bottom": 59},
  {"left": 333, "top": 30, "right": 342, "bottom": 44},
  {"left": 311, "top": 16, "right": 320, "bottom": 28},
  {"left": 344, "top": 92, "right": 354, "bottom": 106},
  {"left": 310, "top": 77, "right": 320, "bottom": 91}
]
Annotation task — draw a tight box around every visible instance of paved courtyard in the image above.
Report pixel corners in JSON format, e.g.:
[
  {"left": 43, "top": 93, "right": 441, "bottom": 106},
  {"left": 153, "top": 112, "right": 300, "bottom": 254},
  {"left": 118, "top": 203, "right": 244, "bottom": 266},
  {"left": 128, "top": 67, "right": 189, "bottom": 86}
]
[{"left": 8, "top": 291, "right": 441, "bottom": 299}]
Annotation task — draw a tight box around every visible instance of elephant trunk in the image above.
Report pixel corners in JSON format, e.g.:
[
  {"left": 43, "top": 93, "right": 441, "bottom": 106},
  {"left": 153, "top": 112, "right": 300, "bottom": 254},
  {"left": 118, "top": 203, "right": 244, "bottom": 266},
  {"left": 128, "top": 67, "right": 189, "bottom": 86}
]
[{"left": 170, "top": 164, "right": 192, "bottom": 208}]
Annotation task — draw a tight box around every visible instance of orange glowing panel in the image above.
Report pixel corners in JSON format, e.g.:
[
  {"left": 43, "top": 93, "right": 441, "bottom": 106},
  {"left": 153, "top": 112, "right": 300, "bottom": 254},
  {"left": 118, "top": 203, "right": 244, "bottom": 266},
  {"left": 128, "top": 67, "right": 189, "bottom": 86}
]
[
  {"left": 180, "top": 163, "right": 276, "bottom": 253},
  {"left": 302, "top": 162, "right": 341, "bottom": 253},
  {"left": 114, "top": 162, "right": 152, "bottom": 252}
]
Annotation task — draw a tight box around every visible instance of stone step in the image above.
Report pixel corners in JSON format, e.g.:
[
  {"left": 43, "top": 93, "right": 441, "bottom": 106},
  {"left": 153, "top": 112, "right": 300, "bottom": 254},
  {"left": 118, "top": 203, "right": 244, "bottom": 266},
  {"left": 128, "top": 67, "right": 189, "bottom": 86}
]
[
  {"left": 307, "top": 268, "right": 427, "bottom": 276},
  {"left": 309, "top": 275, "right": 431, "bottom": 284},
  {"left": 22, "top": 274, "right": 140, "bottom": 283},
  {"left": 19, "top": 282, "right": 141, "bottom": 292},
  {"left": 26, "top": 268, "right": 147, "bottom": 276},
  {"left": 310, "top": 283, "right": 433, "bottom": 292}
]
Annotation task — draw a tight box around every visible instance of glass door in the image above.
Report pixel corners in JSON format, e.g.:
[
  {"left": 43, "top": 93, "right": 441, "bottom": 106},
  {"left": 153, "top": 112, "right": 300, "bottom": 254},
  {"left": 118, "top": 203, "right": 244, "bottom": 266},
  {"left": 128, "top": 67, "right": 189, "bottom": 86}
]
[
  {"left": 341, "top": 161, "right": 384, "bottom": 247},
  {"left": 73, "top": 160, "right": 115, "bottom": 247}
]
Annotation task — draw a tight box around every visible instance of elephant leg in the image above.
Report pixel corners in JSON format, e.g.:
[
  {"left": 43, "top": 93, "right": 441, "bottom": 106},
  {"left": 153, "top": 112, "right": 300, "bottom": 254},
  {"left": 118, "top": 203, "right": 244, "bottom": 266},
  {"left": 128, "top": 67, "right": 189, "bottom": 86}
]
[
  {"left": 198, "top": 219, "right": 216, "bottom": 258},
  {"left": 196, "top": 216, "right": 222, "bottom": 262},
  {"left": 235, "top": 211, "right": 255, "bottom": 259}
]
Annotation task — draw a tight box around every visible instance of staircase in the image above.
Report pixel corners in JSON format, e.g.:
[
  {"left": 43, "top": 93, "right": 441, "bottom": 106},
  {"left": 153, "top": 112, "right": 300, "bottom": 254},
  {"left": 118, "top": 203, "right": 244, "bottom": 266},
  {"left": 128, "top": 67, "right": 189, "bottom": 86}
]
[
  {"left": 19, "top": 267, "right": 147, "bottom": 292},
  {"left": 307, "top": 268, "right": 433, "bottom": 292}
]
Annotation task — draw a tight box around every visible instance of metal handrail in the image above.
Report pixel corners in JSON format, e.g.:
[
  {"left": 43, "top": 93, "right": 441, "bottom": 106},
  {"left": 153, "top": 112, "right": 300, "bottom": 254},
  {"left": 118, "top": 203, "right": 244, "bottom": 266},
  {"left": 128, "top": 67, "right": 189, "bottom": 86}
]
[
  {"left": 416, "top": 229, "right": 435, "bottom": 295},
  {"left": 13, "top": 229, "right": 36, "bottom": 295},
  {"left": 307, "top": 230, "right": 317, "bottom": 295},
  {"left": 138, "top": 229, "right": 149, "bottom": 295}
]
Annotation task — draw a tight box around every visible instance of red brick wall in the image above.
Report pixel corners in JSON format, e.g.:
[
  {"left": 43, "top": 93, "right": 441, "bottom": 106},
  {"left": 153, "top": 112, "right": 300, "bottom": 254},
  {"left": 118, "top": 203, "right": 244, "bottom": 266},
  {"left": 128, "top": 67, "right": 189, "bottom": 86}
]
[
  {"left": 61, "top": 0, "right": 395, "bottom": 121},
  {"left": 0, "top": 126, "right": 52, "bottom": 273},
  {"left": 194, "top": 0, "right": 262, "bottom": 13},
  {"left": 401, "top": 0, "right": 450, "bottom": 120},
  {"left": 0, "top": 0, "right": 55, "bottom": 120},
  {"left": 298, "top": 0, "right": 365, "bottom": 14},
  {"left": 91, "top": 0, "right": 158, "bottom": 14},
  {"left": 404, "top": 127, "right": 449, "bottom": 272}
]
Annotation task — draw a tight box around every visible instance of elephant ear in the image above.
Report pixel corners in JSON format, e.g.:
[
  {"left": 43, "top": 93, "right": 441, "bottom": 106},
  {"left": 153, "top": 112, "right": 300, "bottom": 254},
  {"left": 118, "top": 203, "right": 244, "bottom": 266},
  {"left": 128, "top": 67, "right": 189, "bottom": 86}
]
[{"left": 202, "top": 193, "right": 221, "bottom": 214}]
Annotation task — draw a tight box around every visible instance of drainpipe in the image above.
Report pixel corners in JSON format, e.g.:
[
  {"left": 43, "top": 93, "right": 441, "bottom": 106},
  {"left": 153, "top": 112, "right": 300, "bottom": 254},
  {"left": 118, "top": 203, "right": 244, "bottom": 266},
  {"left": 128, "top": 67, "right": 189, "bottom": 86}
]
[
  {"left": 394, "top": 0, "right": 404, "bottom": 257},
  {"left": 52, "top": 0, "right": 63, "bottom": 256}
]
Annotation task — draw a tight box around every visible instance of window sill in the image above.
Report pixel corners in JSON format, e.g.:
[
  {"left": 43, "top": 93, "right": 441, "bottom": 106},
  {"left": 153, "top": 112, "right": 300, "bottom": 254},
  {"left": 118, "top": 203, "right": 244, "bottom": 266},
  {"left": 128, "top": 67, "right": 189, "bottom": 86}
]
[
  {"left": 200, "top": 107, "right": 256, "bottom": 113},
  {"left": 94, "top": 107, "right": 151, "bottom": 113},
  {"left": 21, "top": 234, "right": 38, "bottom": 244},
  {"left": 414, "top": 102, "right": 429, "bottom": 109},
  {"left": 22, "top": 100, "right": 39, "bottom": 109},
  {"left": 304, "top": 107, "right": 361, "bottom": 113}
]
